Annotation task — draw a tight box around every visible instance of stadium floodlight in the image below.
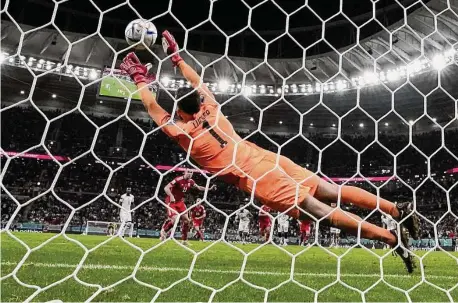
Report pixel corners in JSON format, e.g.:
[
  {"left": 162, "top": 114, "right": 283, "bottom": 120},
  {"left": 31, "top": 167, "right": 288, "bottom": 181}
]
[
  {"left": 269, "top": 88, "right": 274, "bottom": 94},
  {"left": 250, "top": 117, "right": 254, "bottom": 122},
  {"left": 218, "top": 79, "right": 230, "bottom": 92},
  {"left": 315, "top": 83, "right": 321, "bottom": 92},
  {"left": 444, "top": 47, "right": 456, "bottom": 60},
  {"left": 242, "top": 86, "right": 252, "bottom": 96},
  {"left": 359, "top": 123, "right": 364, "bottom": 128},
  {"left": 88, "top": 69, "right": 96, "bottom": 79},
  {"left": 307, "top": 85, "right": 313, "bottom": 93},
  {"left": 276, "top": 87, "right": 281, "bottom": 94},
  {"left": 37, "top": 63, "right": 42, "bottom": 69},
  {"left": 52, "top": 94, "right": 57, "bottom": 98},
  {"left": 431, "top": 54, "right": 446, "bottom": 70},
  {"left": 323, "top": 83, "right": 329, "bottom": 91},
  {"left": 20, "top": 90, "right": 25, "bottom": 95},
  {"left": 364, "top": 72, "right": 378, "bottom": 84},
  {"left": 409, "top": 60, "right": 422, "bottom": 74},
  {"left": 386, "top": 70, "right": 400, "bottom": 81},
  {"left": 161, "top": 76, "right": 170, "bottom": 87},
  {"left": 310, "top": 123, "right": 313, "bottom": 126},
  {"left": 279, "top": 120, "right": 283, "bottom": 124},
  {"left": 332, "top": 123, "right": 336, "bottom": 127},
  {"left": 385, "top": 122, "right": 389, "bottom": 126},
  {"left": 336, "top": 80, "right": 345, "bottom": 91},
  {"left": 259, "top": 85, "right": 266, "bottom": 94}
]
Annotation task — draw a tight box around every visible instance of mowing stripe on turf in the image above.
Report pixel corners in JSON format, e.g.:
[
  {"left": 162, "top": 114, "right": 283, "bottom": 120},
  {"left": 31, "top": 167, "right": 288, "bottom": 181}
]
[{"left": 2, "top": 262, "right": 457, "bottom": 280}]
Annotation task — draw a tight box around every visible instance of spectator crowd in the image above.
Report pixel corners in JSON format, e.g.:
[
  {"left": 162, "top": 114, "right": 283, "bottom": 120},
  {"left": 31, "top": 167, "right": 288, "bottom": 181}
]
[{"left": 2, "top": 107, "right": 457, "bottom": 241}]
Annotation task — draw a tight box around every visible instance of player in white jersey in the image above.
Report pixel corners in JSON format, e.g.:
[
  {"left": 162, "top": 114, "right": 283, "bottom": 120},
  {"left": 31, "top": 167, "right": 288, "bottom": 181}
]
[
  {"left": 382, "top": 214, "right": 397, "bottom": 250},
  {"left": 235, "top": 204, "right": 252, "bottom": 245},
  {"left": 277, "top": 213, "right": 290, "bottom": 246},
  {"left": 329, "top": 227, "right": 341, "bottom": 248},
  {"left": 119, "top": 187, "right": 134, "bottom": 237}
]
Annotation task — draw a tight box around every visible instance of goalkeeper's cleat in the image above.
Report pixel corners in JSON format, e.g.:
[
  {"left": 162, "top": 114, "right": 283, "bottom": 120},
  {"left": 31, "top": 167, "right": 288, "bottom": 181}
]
[
  {"left": 391, "top": 229, "right": 415, "bottom": 274},
  {"left": 396, "top": 202, "right": 420, "bottom": 240}
]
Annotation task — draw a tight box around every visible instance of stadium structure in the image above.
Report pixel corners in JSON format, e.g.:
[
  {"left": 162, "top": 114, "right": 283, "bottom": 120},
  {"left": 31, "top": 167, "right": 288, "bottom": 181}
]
[{"left": 1, "top": 0, "right": 457, "bottom": 302}]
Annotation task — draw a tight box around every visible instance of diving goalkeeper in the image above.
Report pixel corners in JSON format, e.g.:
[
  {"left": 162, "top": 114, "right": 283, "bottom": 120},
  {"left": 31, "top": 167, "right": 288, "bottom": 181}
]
[{"left": 119, "top": 30, "right": 419, "bottom": 273}]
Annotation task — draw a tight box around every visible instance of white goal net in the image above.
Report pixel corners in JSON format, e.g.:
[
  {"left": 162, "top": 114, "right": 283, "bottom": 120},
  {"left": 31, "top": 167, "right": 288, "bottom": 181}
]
[{"left": 1, "top": 0, "right": 457, "bottom": 302}]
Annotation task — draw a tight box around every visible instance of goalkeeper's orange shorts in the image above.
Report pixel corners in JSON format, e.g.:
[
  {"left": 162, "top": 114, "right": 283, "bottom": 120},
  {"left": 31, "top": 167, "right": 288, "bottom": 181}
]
[{"left": 238, "top": 151, "right": 320, "bottom": 219}]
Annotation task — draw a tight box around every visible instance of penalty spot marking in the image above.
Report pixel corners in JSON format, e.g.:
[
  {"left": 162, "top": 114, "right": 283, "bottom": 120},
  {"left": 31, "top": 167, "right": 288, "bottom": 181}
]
[{"left": 2, "top": 262, "right": 457, "bottom": 280}]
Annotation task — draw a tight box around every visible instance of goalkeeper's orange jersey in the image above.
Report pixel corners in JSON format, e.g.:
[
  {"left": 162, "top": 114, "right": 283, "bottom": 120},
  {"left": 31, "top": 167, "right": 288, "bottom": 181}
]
[
  {"left": 160, "top": 98, "right": 265, "bottom": 177},
  {"left": 157, "top": 88, "right": 320, "bottom": 219}
]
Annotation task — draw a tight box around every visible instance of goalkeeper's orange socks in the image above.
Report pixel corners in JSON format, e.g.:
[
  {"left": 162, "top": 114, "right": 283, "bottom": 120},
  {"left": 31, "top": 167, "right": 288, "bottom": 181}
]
[
  {"left": 341, "top": 186, "right": 400, "bottom": 219},
  {"left": 328, "top": 209, "right": 397, "bottom": 246}
]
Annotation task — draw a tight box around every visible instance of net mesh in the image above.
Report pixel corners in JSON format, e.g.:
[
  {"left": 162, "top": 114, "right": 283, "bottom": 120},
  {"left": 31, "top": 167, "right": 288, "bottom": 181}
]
[{"left": 1, "top": 0, "right": 458, "bottom": 302}]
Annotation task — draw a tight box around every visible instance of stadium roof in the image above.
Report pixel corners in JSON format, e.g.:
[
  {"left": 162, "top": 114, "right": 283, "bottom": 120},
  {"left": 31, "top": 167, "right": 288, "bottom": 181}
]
[
  {"left": 1, "top": 0, "right": 457, "bottom": 84},
  {"left": 1, "top": 0, "right": 457, "bottom": 133}
]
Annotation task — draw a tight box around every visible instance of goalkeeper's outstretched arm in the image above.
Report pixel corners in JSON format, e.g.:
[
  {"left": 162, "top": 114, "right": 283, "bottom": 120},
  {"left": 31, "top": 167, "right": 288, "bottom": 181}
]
[
  {"left": 119, "top": 52, "right": 184, "bottom": 138},
  {"left": 162, "top": 30, "right": 216, "bottom": 105}
]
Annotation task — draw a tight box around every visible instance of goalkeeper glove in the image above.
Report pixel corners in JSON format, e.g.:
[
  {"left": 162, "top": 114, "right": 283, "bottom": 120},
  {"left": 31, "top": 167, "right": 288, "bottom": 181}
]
[
  {"left": 119, "top": 52, "right": 156, "bottom": 85},
  {"left": 162, "top": 30, "right": 183, "bottom": 66}
]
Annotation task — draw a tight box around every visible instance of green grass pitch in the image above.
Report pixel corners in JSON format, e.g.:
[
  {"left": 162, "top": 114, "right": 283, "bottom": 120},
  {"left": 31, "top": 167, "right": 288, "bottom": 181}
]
[{"left": 1, "top": 233, "right": 457, "bottom": 302}]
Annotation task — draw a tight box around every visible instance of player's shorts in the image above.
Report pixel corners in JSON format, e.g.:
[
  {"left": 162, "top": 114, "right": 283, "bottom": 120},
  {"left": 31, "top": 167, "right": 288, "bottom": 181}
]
[
  {"left": 300, "top": 223, "right": 311, "bottom": 235},
  {"left": 238, "top": 221, "right": 249, "bottom": 233},
  {"left": 237, "top": 151, "right": 320, "bottom": 219},
  {"left": 120, "top": 211, "right": 132, "bottom": 223},
  {"left": 330, "top": 227, "right": 341, "bottom": 234},
  {"left": 259, "top": 218, "right": 271, "bottom": 231},
  {"left": 277, "top": 223, "right": 289, "bottom": 233},
  {"left": 192, "top": 219, "right": 203, "bottom": 228},
  {"left": 166, "top": 200, "right": 187, "bottom": 218}
]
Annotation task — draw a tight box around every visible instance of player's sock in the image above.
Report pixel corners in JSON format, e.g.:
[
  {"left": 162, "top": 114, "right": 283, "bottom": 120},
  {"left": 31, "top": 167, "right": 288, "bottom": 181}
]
[
  {"left": 162, "top": 220, "right": 173, "bottom": 233},
  {"left": 329, "top": 209, "right": 397, "bottom": 246},
  {"left": 341, "top": 186, "right": 400, "bottom": 219},
  {"left": 196, "top": 229, "right": 204, "bottom": 241},
  {"left": 181, "top": 221, "right": 189, "bottom": 241}
]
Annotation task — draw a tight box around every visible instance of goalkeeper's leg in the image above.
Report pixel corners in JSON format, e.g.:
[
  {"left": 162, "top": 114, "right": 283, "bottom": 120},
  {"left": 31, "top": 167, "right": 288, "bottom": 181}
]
[
  {"left": 299, "top": 195, "right": 397, "bottom": 246},
  {"left": 315, "top": 180, "right": 419, "bottom": 239}
]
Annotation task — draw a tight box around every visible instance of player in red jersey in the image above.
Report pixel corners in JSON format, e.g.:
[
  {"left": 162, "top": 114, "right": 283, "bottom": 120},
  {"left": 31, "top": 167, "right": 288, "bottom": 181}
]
[
  {"left": 190, "top": 198, "right": 206, "bottom": 241},
  {"left": 299, "top": 219, "right": 313, "bottom": 246},
  {"left": 258, "top": 205, "right": 272, "bottom": 242},
  {"left": 119, "top": 30, "right": 420, "bottom": 273},
  {"left": 160, "top": 170, "right": 213, "bottom": 245}
]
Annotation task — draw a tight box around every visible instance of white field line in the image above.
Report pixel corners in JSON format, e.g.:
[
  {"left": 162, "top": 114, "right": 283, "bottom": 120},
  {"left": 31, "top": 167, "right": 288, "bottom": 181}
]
[{"left": 2, "top": 262, "right": 457, "bottom": 280}]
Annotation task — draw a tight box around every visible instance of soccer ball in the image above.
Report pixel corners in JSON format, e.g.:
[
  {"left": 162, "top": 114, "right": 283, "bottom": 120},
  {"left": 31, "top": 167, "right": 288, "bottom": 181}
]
[{"left": 125, "top": 19, "right": 157, "bottom": 50}]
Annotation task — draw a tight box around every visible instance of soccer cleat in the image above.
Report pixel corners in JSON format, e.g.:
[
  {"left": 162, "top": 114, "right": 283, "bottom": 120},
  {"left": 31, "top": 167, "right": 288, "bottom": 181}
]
[
  {"left": 391, "top": 229, "right": 415, "bottom": 273},
  {"left": 396, "top": 202, "right": 420, "bottom": 240}
]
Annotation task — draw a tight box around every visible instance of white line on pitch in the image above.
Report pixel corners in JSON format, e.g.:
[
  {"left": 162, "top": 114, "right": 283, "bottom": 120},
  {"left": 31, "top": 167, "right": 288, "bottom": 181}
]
[{"left": 2, "top": 262, "right": 457, "bottom": 280}]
